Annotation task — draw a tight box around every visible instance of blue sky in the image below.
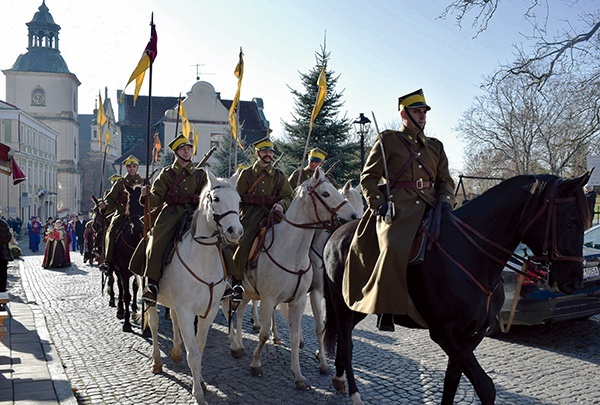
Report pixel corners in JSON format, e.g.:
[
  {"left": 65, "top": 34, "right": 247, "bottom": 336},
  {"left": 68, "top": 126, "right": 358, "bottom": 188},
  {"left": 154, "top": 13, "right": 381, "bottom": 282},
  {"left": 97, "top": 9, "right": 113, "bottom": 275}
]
[{"left": 1, "top": 0, "right": 596, "bottom": 171}]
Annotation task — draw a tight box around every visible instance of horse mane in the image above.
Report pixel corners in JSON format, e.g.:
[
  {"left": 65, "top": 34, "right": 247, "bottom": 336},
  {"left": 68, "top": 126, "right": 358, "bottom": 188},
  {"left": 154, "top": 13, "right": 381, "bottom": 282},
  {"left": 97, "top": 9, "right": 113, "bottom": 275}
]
[{"left": 191, "top": 176, "right": 235, "bottom": 236}]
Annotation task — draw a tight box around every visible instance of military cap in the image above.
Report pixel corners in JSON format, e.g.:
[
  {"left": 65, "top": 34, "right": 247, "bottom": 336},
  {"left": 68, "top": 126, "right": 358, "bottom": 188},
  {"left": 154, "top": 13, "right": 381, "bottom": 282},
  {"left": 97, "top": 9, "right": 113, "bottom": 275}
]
[
  {"left": 122, "top": 155, "right": 140, "bottom": 166},
  {"left": 168, "top": 133, "right": 194, "bottom": 152},
  {"left": 108, "top": 174, "right": 122, "bottom": 183},
  {"left": 398, "top": 89, "right": 431, "bottom": 111},
  {"left": 253, "top": 137, "right": 274, "bottom": 151},
  {"left": 308, "top": 148, "right": 327, "bottom": 162}
]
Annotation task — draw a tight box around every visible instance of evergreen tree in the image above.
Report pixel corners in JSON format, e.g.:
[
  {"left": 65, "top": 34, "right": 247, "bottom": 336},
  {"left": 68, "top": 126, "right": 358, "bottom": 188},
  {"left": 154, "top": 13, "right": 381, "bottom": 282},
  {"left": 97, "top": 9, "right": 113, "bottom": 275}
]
[
  {"left": 280, "top": 48, "right": 361, "bottom": 183},
  {"left": 209, "top": 128, "right": 253, "bottom": 178}
]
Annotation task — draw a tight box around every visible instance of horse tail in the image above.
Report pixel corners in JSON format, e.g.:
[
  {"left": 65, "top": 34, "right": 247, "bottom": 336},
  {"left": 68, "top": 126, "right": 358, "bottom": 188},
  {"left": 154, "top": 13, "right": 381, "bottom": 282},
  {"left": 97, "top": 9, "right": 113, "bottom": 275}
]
[{"left": 323, "top": 283, "right": 339, "bottom": 357}]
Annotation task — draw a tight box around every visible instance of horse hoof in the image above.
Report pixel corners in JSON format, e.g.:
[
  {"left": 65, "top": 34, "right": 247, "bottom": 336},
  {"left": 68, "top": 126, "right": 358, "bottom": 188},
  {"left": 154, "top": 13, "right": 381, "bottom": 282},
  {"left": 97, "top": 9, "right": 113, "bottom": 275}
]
[
  {"left": 122, "top": 324, "right": 132, "bottom": 333},
  {"left": 272, "top": 337, "right": 282, "bottom": 345},
  {"left": 171, "top": 352, "right": 183, "bottom": 364},
  {"left": 294, "top": 381, "right": 310, "bottom": 391},
  {"left": 116, "top": 310, "right": 124, "bottom": 320},
  {"left": 109, "top": 300, "right": 116, "bottom": 307},
  {"left": 250, "top": 366, "right": 263, "bottom": 376},
  {"left": 299, "top": 340, "right": 304, "bottom": 349},
  {"left": 231, "top": 348, "right": 245, "bottom": 359},
  {"left": 152, "top": 364, "right": 162, "bottom": 374},
  {"left": 318, "top": 364, "right": 330, "bottom": 375},
  {"left": 332, "top": 377, "right": 347, "bottom": 394}
]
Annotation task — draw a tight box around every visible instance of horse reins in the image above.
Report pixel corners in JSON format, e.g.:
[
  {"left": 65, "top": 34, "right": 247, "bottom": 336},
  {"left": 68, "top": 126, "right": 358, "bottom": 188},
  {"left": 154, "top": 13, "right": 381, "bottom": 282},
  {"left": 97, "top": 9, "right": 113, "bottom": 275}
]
[
  {"left": 429, "top": 178, "right": 585, "bottom": 319},
  {"left": 260, "top": 179, "right": 348, "bottom": 302},
  {"left": 174, "top": 185, "right": 240, "bottom": 318}
]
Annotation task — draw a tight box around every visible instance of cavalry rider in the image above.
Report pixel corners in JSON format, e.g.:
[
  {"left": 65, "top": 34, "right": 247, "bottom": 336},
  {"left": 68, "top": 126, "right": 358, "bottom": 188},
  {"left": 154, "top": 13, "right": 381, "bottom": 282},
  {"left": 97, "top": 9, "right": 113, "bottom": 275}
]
[
  {"left": 228, "top": 137, "right": 294, "bottom": 301},
  {"left": 342, "top": 89, "right": 455, "bottom": 331},
  {"left": 288, "top": 147, "right": 340, "bottom": 189},
  {"left": 98, "top": 155, "right": 143, "bottom": 273},
  {"left": 130, "top": 134, "right": 207, "bottom": 306}
]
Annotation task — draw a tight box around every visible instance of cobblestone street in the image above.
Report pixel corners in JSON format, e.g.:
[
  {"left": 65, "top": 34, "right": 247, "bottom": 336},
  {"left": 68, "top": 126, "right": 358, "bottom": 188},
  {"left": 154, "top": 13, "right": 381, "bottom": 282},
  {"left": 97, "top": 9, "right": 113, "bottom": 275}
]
[{"left": 6, "top": 248, "right": 600, "bottom": 404}]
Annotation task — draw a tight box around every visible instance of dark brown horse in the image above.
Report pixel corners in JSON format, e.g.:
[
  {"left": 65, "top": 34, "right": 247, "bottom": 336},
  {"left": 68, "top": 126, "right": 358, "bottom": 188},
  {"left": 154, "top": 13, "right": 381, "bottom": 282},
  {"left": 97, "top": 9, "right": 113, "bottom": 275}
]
[
  {"left": 323, "top": 173, "right": 591, "bottom": 404},
  {"left": 92, "top": 185, "right": 144, "bottom": 332}
]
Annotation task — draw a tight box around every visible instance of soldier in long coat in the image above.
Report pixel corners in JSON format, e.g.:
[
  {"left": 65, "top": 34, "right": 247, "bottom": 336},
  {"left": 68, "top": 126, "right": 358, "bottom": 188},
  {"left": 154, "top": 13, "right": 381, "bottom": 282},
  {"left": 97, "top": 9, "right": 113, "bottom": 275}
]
[
  {"left": 288, "top": 147, "right": 340, "bottom": 189},
  {"left": 98, "top": 155, "right": 143, "bottom": 272},
  {"left": 343, "top": 89, "right": 455, "bottom": 330},
  {"left": 130, "top": 134, "right": 207, "bottom": 306},
  {"left": 230, "top": 137, "right": 293, "bottom": 300}
]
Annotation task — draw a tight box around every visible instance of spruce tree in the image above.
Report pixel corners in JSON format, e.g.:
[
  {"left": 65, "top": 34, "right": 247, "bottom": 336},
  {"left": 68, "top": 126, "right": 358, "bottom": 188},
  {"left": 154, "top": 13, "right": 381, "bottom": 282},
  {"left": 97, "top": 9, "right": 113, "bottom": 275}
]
[{"left": 280, "top": 48, "right": 361, "bottom": 184}]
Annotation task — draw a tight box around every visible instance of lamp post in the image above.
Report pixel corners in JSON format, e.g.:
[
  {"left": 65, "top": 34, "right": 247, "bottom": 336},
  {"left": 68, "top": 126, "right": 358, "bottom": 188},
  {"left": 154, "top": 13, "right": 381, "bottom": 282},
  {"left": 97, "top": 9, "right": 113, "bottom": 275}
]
[{"left": 353, "top": 113, "right": 371, "bottom": 169}]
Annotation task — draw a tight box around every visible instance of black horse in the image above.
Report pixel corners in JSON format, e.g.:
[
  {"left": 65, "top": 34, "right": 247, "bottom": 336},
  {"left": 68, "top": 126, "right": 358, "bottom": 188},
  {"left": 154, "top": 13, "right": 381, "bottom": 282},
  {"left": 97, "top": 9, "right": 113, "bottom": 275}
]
[
  {"left": 323, "top": 173, "right": 591, "bottom": 405},
  {"left": 92, "top": 185, "right": 144, "bottom": 332}
]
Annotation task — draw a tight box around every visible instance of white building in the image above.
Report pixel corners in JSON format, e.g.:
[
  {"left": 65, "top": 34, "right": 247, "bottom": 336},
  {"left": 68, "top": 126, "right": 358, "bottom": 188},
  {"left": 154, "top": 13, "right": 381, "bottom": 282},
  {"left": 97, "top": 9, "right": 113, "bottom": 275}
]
[
  {"left": 2, "top": 1, "right": 81, "bottom": 216},
  {"left": 0, "top": 100, "right": 59, "bottom": 221}
]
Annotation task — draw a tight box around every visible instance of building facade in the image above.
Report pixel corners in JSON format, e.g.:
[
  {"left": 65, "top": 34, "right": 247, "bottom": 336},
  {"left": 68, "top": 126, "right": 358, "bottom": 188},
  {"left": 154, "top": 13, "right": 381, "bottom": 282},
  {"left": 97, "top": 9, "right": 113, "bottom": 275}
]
[
  {"left": 2, "top": 1, "right": 81, "bottom": 216},
  {"left": 0, "top": 100, "right": 59, "bottom": 221}
]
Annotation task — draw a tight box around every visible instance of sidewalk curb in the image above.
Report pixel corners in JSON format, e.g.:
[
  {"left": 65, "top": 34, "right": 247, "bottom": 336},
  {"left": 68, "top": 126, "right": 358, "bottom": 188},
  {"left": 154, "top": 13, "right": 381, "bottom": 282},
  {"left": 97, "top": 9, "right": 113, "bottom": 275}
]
[{"left": 18, "top": 260, "right": 78, "bottom": 405}]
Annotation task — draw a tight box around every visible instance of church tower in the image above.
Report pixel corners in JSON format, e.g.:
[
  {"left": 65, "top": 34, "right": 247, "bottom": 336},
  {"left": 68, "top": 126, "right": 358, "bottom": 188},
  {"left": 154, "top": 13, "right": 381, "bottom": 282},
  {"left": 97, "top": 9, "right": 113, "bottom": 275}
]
[{"left": 3, "top": 1, "right": 81, "bottom": 215}]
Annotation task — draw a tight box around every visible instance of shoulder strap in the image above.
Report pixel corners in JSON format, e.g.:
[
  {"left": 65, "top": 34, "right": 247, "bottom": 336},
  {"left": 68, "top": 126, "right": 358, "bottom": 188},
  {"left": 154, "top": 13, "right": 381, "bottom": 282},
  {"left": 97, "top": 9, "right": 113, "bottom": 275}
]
[
  {"left": 395, "top": 134, "right": 435, "bottom": 183},
  {"left": 247, "top": 171, "right": 269, "bottom": 194}
]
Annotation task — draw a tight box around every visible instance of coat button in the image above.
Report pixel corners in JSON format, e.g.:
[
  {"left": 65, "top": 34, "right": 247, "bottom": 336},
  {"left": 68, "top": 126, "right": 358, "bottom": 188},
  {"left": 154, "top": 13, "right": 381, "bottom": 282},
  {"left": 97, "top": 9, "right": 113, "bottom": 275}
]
[{"left": 416, "top": 200, "right": 420, "bottom": 204}]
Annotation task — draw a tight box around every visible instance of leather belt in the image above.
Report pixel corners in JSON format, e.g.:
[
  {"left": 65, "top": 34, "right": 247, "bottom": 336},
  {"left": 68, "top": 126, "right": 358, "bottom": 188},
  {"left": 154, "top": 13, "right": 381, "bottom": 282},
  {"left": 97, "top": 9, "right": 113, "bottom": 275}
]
[{"left": 392, "top": 179, "right": 433, "bottom": 190}]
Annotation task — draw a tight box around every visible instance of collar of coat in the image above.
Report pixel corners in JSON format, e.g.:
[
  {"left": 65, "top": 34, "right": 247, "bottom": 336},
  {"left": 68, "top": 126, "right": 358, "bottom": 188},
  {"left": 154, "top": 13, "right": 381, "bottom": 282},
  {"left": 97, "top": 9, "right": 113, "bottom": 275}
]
[
  {"left": 399, "top": 125, "right": 428, "bottom": 147},
  {"left": 170, "top": 161, "right": 195, "bottom": 175},
  {"left": 251, "top": 160, "right": 276, "bottom": 176}
]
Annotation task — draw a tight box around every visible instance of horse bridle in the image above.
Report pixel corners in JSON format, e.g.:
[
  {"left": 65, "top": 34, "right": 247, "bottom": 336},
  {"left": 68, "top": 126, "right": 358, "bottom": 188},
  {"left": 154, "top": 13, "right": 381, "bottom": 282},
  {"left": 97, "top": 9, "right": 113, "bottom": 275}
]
[
  {"left": 262, "top": 179, "right": 349, "bottom": 301},
  {"left": 174, "top": 184, "right": 240, "bottom": 318},
  {"left": 429, "top": 178, "right": 585, "bottom": 319}
]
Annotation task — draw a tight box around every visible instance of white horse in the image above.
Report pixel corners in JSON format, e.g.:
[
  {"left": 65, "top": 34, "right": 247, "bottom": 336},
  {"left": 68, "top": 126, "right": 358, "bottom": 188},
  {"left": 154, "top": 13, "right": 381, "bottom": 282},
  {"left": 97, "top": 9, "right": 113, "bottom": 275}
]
[
  {"left": 259, "top": 180, "right": 364, "bottom": 374},
  {"left": 224, "top": 168, "right": 359, "bottom": 390},
  {"left": 146, "top": 170, "right": 243, "bottom": 405}
]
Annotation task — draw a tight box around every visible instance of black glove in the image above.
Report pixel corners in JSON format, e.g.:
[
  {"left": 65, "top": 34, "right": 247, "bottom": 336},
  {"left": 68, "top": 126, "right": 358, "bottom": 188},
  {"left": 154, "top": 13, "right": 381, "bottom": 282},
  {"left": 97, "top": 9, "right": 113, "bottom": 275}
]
[
  {"left": 441, "top": 201, "right": 453, "bottom": 212},
  {"left": 377, "top": 203, "right": 388, "bottom": 217}
]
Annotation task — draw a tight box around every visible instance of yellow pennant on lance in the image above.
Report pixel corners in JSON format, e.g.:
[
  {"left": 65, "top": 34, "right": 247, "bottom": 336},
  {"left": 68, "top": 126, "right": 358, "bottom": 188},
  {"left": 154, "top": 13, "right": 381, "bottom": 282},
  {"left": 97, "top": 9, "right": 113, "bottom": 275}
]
[
  {"left": 119, "top": 23, "right": 158, "bottom": 106},
  {"left": 97, "top": 92, "right": 107, "bottom": 149},
  {"left": 179, "top": 99, "right": 191, "bottom": 139},
  {"left": 228, "top": 48, "right": 244, "bottom": 149},
  {"left": 309, "top": 66, "right": 327, "bottom": 132},
  {"left": 152, "top": 133, "right": 162, "bottom": 162},
  {"left": 193, "top": 124, "right": 199, "bottom": 156}
]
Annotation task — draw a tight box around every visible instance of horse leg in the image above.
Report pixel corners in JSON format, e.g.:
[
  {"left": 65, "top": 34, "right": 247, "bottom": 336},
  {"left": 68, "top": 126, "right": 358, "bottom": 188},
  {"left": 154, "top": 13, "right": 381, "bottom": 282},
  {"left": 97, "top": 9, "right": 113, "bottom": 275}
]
[
  {"left": 169, "top": 309, "right": 183, "bottom": 364},
  {"left": 442, "top": 358, "right": 463, "bottom": 404},
  {"left": 430, "top": 328, "right": 495, "bottom": 405},
  {"left": 251, "top": 300, "right": 260, "bottom": 331},
  {"left": 121, "top": 274, "right": 133, "bottom": 333},
  {"left": 271, "top": 305, "right": 282, "bottom": 345},
  {"left": 287, "top": 295, "right": 310, "bottom": 391},
  {"left": 147, "top": 305, "right": 162, "bottom": 374},
  {"left": 223, "top": 298, "right": 247, "bottom": 358},
  {"left": 309, "top": 287, "right": 329, "bottom": 375},
  {"left": 250, "top": 297, "right": 276, "bottom": 376},
  {"left": 131, "top": 274, "right": 139, "bottom": 314},
  {"left": 116, "top": 274, "right": 125, "bottom": 320},
  {"left": 107, "top": 271, "right": 116, "bottom": 307},
  {"left": 195, "top": 305, "right": 221, "bottom": 395},
  {"left": 177, "top": 308, "right": 208, "bottom": 404}
]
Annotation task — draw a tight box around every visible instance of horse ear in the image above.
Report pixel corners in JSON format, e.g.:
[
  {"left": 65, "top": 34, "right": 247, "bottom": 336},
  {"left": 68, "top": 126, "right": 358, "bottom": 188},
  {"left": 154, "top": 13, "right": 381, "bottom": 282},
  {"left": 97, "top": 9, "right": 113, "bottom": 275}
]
[
  {"left": 311, "top": 167, "right": 324, "bottom": 185},
  {"left": 92, "top": 195, "right": 98, "bottom": 204},
  {"left": 205, "top": 168, "right": 217, "bottom": 187},
  {"left": 342, "top": 180, "right": 352, "bottom": 193},
  {"left": 563, "top": 170, "right": 593, "bottom": 195},
  {"left": 354, "top": 183, "right": 362, "bottom": 195}
]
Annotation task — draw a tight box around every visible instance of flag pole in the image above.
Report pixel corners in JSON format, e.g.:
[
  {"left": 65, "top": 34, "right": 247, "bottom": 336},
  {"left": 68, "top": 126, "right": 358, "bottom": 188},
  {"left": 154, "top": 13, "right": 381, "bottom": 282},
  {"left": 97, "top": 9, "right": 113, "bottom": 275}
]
[
  {"left": 142, "top": 13, "right": 156, "bottom": 334},
  {"left": 174, "top": 93, "right": 181, "bottom": 137}
]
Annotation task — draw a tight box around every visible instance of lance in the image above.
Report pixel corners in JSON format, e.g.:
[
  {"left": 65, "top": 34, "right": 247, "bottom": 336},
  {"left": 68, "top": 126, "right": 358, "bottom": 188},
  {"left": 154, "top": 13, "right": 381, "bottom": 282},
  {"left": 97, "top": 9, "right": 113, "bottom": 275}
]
[
  {"left": 272, "top": 151, "right": 284, "bottom": 167},
  {"left": 325, "top": 159, "right": 340, "bottom": 175},
  {"left": 371, "top": 112, "right": 394, "bottom": 224},
  {"left": 195, "top": 145, "right": 218, "bottom": 169}
]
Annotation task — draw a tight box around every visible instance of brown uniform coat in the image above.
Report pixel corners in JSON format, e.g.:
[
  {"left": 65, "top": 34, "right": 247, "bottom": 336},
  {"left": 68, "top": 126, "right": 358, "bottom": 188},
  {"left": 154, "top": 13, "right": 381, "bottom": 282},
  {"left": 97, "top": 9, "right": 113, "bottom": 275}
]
[
  {"left": 129, "top": 162, "right": 207, "bottom": 281},
  {"left": 343, "top": 127, "right": 455, "bottom": 315}
]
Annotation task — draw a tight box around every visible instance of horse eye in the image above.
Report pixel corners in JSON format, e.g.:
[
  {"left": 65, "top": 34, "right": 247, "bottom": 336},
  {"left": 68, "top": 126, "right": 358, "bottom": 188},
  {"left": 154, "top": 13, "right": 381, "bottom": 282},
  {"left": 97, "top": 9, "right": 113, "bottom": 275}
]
[
  {"left": 213, "top": 196, "right": 220, "bottom": 203},
  {"left": 322, "top": 192, "right": 330, "bottom": 198}
]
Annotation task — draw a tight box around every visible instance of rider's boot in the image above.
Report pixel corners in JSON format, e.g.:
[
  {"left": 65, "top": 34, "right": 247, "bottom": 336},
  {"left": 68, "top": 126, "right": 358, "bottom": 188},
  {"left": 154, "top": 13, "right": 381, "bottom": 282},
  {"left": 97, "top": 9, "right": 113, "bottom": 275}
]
[
  {"left": 142, "top": 279, "right": 159, "bottom": 307},
  {"left": 223, "top": 279, "right": 244, "bottom": 302},
  {"left": 377, "top": 313, "right": 395, "bottom": 332}
]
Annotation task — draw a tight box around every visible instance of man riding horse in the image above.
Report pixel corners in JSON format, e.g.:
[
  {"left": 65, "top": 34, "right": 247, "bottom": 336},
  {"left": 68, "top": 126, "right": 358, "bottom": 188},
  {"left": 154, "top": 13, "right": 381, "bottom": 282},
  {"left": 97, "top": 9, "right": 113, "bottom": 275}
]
[
  {"left": 228, "top": 137, "right": 294, "bottom": 301},
  {"left": 98, "top": 155, "right": 144, "bottom": 274},
  {"left": 288, "top": 147, "right": 340, "bottom": 189},
  {"left": 130, "top": 134, "right": 208, "bottom": 306},
  {"left": 343, "top": 89, "right": 455, "bottom": 331}
]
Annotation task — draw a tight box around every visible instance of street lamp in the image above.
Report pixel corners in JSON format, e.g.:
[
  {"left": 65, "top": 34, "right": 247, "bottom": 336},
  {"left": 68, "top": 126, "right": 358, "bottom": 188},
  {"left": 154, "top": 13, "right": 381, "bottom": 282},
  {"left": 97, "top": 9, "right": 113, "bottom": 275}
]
[{"left": 353, "top": 113, "right": 371, "bottom": 169}]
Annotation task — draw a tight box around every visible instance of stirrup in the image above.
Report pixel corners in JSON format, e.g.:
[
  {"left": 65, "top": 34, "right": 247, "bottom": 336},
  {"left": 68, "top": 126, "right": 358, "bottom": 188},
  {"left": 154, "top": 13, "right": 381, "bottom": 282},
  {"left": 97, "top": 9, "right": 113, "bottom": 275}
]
[
  {"left": 223, "top": 284, "right": 244, "bottom": 302},
  {"left": 142, "top": 284, "right": 159, "bottom": 307}
]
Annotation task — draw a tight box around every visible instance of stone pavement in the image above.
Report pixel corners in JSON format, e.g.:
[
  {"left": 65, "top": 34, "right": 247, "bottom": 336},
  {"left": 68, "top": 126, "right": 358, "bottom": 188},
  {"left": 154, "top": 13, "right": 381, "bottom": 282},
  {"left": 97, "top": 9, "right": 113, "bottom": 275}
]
[{"left": 2, "top": 241, "right": 600, "bottom": 404}]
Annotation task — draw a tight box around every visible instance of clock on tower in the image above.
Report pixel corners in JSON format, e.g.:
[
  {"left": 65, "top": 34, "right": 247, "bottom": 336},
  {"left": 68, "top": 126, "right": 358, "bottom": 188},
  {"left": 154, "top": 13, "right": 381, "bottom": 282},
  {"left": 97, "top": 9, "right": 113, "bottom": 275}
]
[{"left": 31, "top": 89, "right": 46, "bottom": 106}]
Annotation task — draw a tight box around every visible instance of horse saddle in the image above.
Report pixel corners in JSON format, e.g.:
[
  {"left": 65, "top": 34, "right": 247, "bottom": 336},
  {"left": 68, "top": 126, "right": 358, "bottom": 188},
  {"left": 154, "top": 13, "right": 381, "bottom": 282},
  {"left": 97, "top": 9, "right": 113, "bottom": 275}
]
[{"left": 247, "top": 224, "right": 268, "bottom": 270}]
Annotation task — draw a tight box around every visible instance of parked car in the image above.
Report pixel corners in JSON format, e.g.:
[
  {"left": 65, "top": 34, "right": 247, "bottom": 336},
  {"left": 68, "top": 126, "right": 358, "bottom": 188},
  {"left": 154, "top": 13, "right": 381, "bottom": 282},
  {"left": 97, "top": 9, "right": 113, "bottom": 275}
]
[{"left": 488, "top": 236, "right": 600, "bottom": 336}]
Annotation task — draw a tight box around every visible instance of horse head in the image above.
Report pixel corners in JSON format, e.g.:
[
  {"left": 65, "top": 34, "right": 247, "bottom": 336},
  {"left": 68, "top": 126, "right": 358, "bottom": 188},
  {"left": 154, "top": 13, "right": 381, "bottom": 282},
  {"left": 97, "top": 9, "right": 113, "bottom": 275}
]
[
  {"left": 124, "top": 184, "right": 144, "bottom": 217},
  {"left": 297, "top": 168, "right": 360, "bottom": 227},
  {"left": 518, "top": 171, "right": 592, "bottom": 294},
  {"left": 196, "top": 169, "right": 244, "bottom": 245},
  {"left": 340, "top": 180, "right": 364, "bottom": 217}
]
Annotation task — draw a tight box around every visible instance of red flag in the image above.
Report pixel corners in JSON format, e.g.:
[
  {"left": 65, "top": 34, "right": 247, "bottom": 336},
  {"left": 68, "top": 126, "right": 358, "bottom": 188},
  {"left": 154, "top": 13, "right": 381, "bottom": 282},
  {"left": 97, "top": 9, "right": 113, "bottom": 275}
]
[
  {"left": 11, "top": 158, "right": 27, "bottom": 185},
  {"left": 120, "top": 22, "right": 158, "bottom": 105}
]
